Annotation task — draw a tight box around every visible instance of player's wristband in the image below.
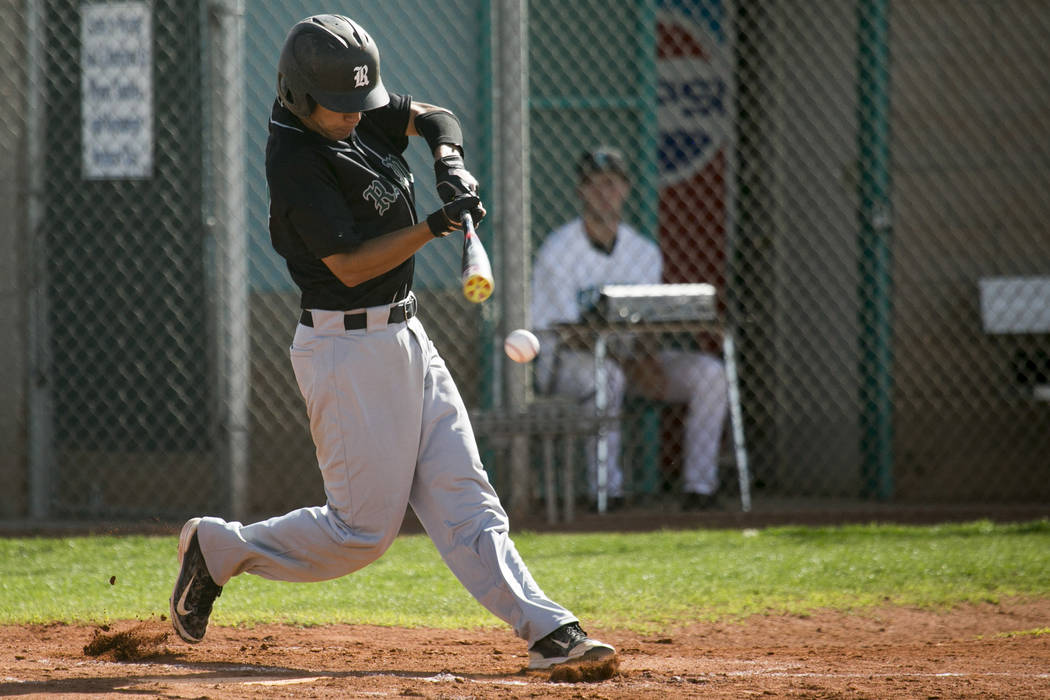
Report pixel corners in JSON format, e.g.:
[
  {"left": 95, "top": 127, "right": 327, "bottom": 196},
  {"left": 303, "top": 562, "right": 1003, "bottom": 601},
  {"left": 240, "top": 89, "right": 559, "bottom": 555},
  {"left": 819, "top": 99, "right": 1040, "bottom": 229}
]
[
  {"left": 426, "top": 195, "right": 480, "bottom": 237},
  {"left": 426, "top": 210, "right": 455, "bottom": 237}
]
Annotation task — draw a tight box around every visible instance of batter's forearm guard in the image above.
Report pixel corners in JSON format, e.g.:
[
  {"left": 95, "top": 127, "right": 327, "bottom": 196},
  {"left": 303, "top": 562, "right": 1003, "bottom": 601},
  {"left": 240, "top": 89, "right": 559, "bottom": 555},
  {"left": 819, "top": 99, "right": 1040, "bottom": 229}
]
[{"left": 415, "top": 109, "right": 464, "bottom": 155}]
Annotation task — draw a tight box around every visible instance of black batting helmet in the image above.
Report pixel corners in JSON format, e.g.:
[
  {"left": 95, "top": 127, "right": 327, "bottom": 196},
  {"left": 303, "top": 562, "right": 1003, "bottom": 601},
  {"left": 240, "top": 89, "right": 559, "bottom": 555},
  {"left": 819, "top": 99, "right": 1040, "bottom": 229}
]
[{"left": 276, "top": 14, "right": 389, "bottom": 118}]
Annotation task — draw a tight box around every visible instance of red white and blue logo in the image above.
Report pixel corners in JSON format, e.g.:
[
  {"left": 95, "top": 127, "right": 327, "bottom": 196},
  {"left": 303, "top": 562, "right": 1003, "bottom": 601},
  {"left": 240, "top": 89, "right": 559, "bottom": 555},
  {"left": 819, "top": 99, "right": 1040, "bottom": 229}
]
[
  {"left": 657, "top": 0, "right": 734, "bottom": 286},
  {"left": 657, "top": 0, "right": 733, "bottom": 186}
]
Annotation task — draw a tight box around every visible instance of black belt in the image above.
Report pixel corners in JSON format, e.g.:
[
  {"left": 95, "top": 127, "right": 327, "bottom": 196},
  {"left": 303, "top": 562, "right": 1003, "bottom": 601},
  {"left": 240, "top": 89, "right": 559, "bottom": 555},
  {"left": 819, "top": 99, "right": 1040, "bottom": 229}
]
[{"left": 300, "top": 297, "right": 417, "bottom": 330}]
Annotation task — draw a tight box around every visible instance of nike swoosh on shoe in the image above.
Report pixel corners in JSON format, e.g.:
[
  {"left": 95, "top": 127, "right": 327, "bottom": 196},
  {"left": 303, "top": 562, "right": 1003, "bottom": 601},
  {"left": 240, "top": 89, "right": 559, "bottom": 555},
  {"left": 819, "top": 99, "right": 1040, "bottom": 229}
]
[{"left": 175, "top": 575, "right": 196, "bottom": 616}]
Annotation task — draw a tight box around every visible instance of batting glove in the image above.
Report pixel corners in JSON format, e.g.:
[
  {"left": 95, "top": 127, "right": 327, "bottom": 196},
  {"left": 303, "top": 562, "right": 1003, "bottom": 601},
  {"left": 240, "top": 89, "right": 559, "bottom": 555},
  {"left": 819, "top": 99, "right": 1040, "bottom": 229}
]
[
  {"left": 435, "top": 154, "right": 484, "bottom": 225},
  {"left": 426, "top": 194, "right": 485, "bottom": 237},
  {"left": 434, "top": 153, "right": 478, "bottom": 202}
]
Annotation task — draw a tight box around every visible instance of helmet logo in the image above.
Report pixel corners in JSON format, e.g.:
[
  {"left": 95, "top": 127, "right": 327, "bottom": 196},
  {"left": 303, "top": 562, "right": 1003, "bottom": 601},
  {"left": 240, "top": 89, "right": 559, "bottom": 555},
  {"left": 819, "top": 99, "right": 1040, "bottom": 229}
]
[{"left": 353, "top": 65, "right": 370, "bottom": 88}]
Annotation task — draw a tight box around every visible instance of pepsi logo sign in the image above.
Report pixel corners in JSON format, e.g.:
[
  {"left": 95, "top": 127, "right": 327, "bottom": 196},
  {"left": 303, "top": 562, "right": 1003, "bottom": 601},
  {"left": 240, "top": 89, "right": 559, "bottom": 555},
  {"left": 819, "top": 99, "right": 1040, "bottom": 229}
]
[{"left": 657, "top": 5, "right": 733, "bottom": 186}]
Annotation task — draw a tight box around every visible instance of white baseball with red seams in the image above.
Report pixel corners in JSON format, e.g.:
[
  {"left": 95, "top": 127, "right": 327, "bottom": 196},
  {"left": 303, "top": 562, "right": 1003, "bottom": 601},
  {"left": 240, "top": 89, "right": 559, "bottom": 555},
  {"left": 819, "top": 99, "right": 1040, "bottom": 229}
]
[{"left": 504, "top": 329, "right": 540, "bottom": 363}]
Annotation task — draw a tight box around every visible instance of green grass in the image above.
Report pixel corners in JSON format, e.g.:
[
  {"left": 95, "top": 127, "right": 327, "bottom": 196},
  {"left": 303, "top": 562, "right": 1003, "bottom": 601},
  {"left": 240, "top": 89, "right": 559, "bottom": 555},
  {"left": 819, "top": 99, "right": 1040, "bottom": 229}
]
[
  {"left": 1, "top": 519, "right": 1048, "bottom": 632},
  {"left": 996, "top": 627, "right": 1050, "bottom": 638}
]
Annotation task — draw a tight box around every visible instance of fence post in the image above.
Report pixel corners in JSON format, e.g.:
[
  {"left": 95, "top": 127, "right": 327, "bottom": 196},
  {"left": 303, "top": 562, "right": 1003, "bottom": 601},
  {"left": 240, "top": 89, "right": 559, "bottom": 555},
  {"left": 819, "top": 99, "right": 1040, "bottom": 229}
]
[
  {"left": 497, "top": 0, "right": 531, "bottom": 516},
  {"left": 857, "top": 0, "right": 894, "bottom": 500},
  {"left": 26, "top": 0, "right": 54, "bottom": 519},
  {"left": 208, "top": 0, "right": 249, "bottom": 519}
]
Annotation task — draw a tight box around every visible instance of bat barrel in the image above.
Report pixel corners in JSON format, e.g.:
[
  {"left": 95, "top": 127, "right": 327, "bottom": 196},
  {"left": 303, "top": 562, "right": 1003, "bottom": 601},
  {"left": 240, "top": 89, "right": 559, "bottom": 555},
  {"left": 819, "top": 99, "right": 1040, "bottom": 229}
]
[{"left": 460, "top": 211, "right": 493, "bottom": 302}]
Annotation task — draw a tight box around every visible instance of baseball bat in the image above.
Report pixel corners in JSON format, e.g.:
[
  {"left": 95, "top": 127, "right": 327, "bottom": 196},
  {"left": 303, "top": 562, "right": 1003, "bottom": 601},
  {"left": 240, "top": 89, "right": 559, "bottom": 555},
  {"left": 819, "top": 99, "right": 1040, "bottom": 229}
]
[{"left": 460, "top": 212, "right": 494, "bottom": 303}]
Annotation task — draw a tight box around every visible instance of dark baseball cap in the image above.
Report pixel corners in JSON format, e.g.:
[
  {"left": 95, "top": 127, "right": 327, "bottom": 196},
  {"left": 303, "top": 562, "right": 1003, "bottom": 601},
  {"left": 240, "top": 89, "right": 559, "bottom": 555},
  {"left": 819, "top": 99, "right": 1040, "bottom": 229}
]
[{"left": 576, "top": 147, "right": 630, "bottom": 181}]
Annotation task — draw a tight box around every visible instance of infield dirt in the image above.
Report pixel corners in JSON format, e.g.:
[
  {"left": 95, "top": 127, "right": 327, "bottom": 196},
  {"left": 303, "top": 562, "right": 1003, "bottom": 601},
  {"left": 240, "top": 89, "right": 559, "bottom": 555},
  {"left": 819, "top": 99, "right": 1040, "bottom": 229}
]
[{"left": 1, "top": 599, "right": 1047, "bottom": 698}]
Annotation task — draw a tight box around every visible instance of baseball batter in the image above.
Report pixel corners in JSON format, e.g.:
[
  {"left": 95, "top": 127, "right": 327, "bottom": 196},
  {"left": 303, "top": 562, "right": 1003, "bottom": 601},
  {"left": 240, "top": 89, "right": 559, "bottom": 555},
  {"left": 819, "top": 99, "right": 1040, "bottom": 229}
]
[{"left": 169, "top": 14, "right": 614, "bottom": 670}]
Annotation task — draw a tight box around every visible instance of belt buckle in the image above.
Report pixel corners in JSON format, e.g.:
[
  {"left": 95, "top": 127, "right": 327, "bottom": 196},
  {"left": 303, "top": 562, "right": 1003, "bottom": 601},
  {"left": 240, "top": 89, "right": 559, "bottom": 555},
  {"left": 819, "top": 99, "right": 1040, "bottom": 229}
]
[{"left": 404, "top": 294, "right": 417, "bottom": 320}]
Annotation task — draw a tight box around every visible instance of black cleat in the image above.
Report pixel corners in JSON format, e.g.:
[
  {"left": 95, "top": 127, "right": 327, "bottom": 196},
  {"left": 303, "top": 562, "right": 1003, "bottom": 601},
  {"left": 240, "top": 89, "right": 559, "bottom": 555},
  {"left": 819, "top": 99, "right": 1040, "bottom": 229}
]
[
  {"left": 528, "top": 622, "right": 616, "bottom": 669},
  {"left": 170, "top": 518, "right": 222, "bottom": 644}
]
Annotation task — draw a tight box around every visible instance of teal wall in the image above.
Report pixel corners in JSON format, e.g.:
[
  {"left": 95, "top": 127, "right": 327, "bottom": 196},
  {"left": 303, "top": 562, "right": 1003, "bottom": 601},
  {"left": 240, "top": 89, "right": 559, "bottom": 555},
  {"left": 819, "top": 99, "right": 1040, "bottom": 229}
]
[{"left": 528, "top": 0, "right": 659, "bottom": 247}]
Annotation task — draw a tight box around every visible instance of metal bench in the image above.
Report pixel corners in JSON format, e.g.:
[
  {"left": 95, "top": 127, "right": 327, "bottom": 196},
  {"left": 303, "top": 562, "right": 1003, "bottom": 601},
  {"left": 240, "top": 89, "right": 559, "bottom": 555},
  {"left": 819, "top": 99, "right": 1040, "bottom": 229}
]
[
  {"left": 470, "top": 397, "right": 602, "bottom": 523},
  {"left": 979, "top": 276, "right": 1050, "bottom": 401}
]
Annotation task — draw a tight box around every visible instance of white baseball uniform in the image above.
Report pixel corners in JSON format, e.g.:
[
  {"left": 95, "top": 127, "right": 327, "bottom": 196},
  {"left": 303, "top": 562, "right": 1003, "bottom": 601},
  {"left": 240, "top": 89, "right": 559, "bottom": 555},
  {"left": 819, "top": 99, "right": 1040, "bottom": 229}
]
[{"left": 531, "top": 217, "right": 728, "bottom": 497}]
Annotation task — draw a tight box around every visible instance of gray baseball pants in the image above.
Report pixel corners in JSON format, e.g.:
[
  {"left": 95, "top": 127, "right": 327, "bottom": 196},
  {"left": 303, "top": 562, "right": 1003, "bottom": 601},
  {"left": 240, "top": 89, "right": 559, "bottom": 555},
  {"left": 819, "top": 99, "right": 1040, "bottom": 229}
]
[{"left": 197, "top": 303, "right": 575, "bottom": 644}]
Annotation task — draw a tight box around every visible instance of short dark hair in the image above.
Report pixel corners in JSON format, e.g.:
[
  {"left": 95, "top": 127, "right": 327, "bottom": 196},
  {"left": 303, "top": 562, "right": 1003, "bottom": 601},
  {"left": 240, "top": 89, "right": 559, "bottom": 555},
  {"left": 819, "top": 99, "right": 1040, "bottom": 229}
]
[{"left": 576, "top": 147, "right": 629, "bottom": 182}]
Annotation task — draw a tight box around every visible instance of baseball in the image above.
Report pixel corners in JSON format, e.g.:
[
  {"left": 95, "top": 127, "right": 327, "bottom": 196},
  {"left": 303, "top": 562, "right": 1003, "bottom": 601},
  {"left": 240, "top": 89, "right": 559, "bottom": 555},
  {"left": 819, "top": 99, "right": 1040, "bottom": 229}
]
[{"left": 504, "top": 329, "right": 540, "bottom": 363}]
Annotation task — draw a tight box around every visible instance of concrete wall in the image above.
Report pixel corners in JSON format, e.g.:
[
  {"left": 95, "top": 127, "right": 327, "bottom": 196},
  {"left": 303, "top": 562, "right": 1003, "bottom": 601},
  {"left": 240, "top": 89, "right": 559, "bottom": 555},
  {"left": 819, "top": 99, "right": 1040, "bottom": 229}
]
[
  {"left": 739, "top": 3, "right": 863, "bottom": 496},
  {"left": 891, "top": 0, "right": 1050, "bottom": 500},
  {"left": 741, "top": 0, "right": 1050, "bottom": 501},
  {"left": 771, "top": 1, "right": 863, "bottom": 496}
]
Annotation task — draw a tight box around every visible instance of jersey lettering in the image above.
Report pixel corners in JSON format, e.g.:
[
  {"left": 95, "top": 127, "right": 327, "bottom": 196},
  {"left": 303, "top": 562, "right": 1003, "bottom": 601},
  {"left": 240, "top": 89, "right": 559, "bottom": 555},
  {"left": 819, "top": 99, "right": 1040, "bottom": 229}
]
[
  {"left": 354, "top": 65, "right": 369, "bottom": 87},
  {"left": 363, "top": 178, "right": 398, "bottom": 215}
]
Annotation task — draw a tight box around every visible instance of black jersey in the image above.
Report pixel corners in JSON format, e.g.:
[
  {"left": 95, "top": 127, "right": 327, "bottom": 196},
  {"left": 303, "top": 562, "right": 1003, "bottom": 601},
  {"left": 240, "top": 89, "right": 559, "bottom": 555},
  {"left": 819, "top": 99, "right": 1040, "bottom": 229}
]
[{"left": 266, "top": 93, "right": 417, "bottom": 310}]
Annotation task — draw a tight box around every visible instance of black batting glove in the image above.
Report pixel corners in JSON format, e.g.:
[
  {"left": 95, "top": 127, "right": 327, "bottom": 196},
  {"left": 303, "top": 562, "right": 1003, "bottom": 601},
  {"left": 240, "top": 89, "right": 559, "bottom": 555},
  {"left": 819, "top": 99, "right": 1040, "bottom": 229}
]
[
  {"left": 426, "top": 194, "right": 486, "bottom": 237},
  {"left": 435, "top": 153, "right": 485, "bottom": 225},
  {"left": 434, "top": 153, "right": 479, "bottom": 202}
]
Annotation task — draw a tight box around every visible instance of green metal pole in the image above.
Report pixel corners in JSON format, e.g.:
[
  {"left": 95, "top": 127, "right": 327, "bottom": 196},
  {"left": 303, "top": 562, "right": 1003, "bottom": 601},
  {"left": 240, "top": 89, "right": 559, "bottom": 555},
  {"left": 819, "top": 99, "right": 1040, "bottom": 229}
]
[{"left": 857, "top": 0, "right": 894, "bottom": 500}]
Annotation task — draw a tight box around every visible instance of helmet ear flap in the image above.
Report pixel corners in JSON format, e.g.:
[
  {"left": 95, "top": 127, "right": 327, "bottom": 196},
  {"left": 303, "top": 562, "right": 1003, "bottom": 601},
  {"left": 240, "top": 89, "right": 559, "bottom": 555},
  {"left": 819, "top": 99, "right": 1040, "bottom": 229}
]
[
  {"left": 276, "top": 73, "right": 316, "bottom": 118},
  {"left": 277, "top": 73, "right": 294, "bottom": 109}
]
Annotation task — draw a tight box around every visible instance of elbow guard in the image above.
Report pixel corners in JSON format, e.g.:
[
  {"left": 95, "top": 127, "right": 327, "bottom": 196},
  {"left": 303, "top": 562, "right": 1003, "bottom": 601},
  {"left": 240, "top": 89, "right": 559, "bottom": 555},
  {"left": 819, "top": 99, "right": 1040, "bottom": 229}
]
[{"left": 415, "top": 109, "right": 464, "bottom": 154}]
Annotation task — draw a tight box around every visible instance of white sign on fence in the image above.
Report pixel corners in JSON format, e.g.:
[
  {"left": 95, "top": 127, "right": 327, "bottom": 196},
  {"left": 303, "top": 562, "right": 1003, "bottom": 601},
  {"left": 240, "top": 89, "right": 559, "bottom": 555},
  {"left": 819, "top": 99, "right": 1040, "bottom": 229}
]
[
  {"left": 81, "top": 2, "right": 153, "bottom": 179},
  {"left": 979, "top": 276, "right": 1050, "bottom": 334}
]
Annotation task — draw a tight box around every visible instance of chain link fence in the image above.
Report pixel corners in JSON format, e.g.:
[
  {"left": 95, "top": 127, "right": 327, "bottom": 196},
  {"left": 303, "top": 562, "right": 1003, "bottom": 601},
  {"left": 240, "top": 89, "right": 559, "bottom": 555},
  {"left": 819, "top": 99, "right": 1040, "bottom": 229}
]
[{"left": 1, "top": 0, "right": 1048, "bottom": 523}]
